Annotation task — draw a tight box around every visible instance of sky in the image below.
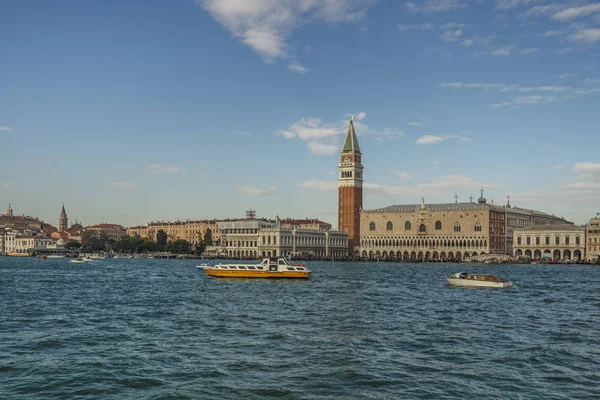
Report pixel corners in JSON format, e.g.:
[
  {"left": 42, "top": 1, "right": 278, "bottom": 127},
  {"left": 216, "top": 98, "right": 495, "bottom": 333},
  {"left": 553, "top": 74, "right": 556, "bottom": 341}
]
[{"left": 1, "top": 0, "right": 600, "bottom": 229}]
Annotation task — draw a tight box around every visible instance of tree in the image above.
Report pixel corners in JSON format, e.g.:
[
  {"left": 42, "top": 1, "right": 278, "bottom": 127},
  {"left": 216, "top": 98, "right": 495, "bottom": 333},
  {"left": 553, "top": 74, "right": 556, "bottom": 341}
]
[
  {"left": 136, "top": 238, "right": 157, "bottom": 253},
  {"left": 65, "top": 240, "right": 81, "bottom": 249},
  {"left": 165, "top": 239, "right": 192, "bottom": 254},
  {"left": 156, "top": 229, "right": 167, "bottom": 251},
  {"left": 81, "top": 230, "right": 106, "bottom": 252},
  {"left": 203, "top": 228, "right": 213, "bottom": 246}
]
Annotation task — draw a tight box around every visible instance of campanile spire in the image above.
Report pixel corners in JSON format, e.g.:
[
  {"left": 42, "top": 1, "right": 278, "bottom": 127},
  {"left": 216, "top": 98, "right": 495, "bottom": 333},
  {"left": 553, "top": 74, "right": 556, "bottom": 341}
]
[{"left": 338, "top": 116, "right": 363, "bottom": 254}]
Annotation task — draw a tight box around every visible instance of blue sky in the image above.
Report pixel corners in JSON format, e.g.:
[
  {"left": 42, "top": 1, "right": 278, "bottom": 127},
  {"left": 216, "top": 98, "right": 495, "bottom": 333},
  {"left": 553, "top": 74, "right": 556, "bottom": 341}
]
[{"left": 1, "top": 0, "right": 600, "bottom": 228}]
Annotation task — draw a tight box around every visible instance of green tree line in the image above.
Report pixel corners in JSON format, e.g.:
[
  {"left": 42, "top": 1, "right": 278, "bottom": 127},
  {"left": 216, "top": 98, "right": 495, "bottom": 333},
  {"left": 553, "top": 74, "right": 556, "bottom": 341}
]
[{"left": 80, "top": 228, "right": 213, "bottom": 254}]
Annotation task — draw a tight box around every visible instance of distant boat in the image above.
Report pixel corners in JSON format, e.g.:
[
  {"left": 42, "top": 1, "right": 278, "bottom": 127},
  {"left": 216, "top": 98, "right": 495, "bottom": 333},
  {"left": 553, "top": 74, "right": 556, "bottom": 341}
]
[
  {"left": 70, "top": 257, "right": 86, "bottom": 263},
  {"left": 47, "top": 255, "right": 66, "bottom": 259},
  {"left": 446, "top": 272, "right": 513, "bottom": 288}
]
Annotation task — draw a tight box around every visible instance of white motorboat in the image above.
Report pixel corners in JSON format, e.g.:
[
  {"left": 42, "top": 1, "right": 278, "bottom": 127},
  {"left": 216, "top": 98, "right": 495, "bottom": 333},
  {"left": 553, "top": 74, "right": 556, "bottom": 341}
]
[
  {"left": 196, "top": 263, "right": 211, "bottom": 270},
  {"left": 70, "top": 257, "right": 86, "bottom": 263},
  {"left": 446, "top": 272, "right": 513, "bottom": 288}
]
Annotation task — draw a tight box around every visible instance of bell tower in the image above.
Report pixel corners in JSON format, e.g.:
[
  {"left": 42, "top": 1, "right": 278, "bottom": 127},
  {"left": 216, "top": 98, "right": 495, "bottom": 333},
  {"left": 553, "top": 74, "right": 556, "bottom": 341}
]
[
  {"left": 338, "top": 115, "right": 363, "bottom": 253},
  {"left": 59, "top": 204, "right": 68, "bottom": 232}
]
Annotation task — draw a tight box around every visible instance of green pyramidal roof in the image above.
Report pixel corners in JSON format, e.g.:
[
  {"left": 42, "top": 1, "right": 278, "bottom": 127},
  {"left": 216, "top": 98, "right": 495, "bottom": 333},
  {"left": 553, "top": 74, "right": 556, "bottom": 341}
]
[{"left": 342, "top": 119, "right": 361, "bottom": 153}]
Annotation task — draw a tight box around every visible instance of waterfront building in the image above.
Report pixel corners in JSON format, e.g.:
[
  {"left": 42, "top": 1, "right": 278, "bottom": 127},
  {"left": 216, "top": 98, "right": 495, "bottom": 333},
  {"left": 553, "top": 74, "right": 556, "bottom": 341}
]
[
  {"left": 0, "top": 204, "right": 44, "bottom": 232},
  {"left": 357, "top": 189, "right": 571, "bottom": 260},
  {"left": 13, "top": 236, "right": 55, "bottom": 255},
  {"left": 85, "top": 223, "right": 127, "bottom": 240},
  {"left": 218, "top": 216, "right": 348, "bottom": 259},
  {"left": 586, "top": 214, "right": 600, "bottom": 262},
  {"left": 513, "top": 224, "right": 586, "bottom": 261},
  {"left": 504, "top": 198, "right": 572, "bottom": 255},
  {"left": 359, "top": 196, "right": 503, "bottom": 261},
  {"left": 338, "top": 115, "right": 363, "bottom": 252},
  {"left": 0, "top": 228, "right": 6, "bottom": 254},
  {"left": 126, "top": 219, "right": 221, "bottom": 247}
]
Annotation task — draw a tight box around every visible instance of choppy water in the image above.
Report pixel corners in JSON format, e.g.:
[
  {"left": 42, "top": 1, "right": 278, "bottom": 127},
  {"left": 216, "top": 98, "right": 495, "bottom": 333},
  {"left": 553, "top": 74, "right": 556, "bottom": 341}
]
[{"left": 1, "top": 258, "right": 599, "bottom": 399}]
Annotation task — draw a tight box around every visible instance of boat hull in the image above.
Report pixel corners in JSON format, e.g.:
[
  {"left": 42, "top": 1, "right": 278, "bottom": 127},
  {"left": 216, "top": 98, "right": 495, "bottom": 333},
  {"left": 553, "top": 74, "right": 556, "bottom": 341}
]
[
  {"left": 204, "top": 269, "right": 310, "bottom": 279},
  {"left": 446, "top": 277, "right": 512, "bottom": 288}
]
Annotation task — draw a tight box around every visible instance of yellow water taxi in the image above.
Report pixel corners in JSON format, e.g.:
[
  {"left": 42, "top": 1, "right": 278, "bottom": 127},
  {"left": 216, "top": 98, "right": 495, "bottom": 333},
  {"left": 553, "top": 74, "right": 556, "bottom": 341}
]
[
  {"left": 8, "top": 253, "right": 31, "bottom": 257},
  {"left": 203, "top": 257, "right": 311, "bottom": 279}
]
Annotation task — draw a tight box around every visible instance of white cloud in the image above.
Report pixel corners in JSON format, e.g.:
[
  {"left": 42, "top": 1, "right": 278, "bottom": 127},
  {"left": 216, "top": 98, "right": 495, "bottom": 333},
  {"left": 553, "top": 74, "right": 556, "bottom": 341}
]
[
  {"left": 518, "top": 5, "right": 564, "bottom": 19},
  {"left": 111, "top": 181, "right": 134, "bottom": 189},
  {"left": 404, "top": 0, "right": 469, "bottom": 14},
  {"left": 552, "top": 4, "right": 600, "bottom": 21},
  {"left": 563, "top": 182, "right": 600, "bottom": 190},
  {"left": 233, "top": 130, "right": 251, "bottom": 135},
  {"left": 495, "top": 0, "right": 545, "bottom": 10},
  {"left": 555, "top": 48, "right": 575, "bottom": 55},
  {"left": 407, "top": 121, "right": 422, "bottom": 127},
  {"left": 288, "top": 63, "right": 308, "bottom": 74},
  {"left": 306, "top": 141, "right": 340, "bottom": 155},
  {"left": 298, "top": 179, "right": 337, "bottom": 191},
  {"left": 278, "top": 113, "right": 402, "bottom": 155},
  {"left": 0, "top": 126, "right": 12, "bottom": 132},
  {"left": 416, "top": 134, "right": 470, "bottom": 145},
  {"left": 573, "top": 162, "right": 600, "bottom": 174},
  {"left": 439, "top": 24, "right": 465, "bottom": 42},
  {"left": 553, "top": 164, "right": 564, "bottom": 169},
  {"left": 490, "top": 46, "right": 514, "bottom": 56},
  {"left": 418, "top": 174, "right": 503, "bottom": 190},
  {"left": 236, "top": 185, "right": 277, "bottom": 195},
  {"left": 521, "top": 48, "right": 539, "bottom": 54},
  {"left": 417, "top": 135, "right": 446, "bottom": 145},
  {"left": 568, "top": 28, "right": 600, "bottom": 43},
  {"left": 147, "top": 164, "right": 186, "bottom": 174},
  {"left": 398, "top": 23, "right": 435, "bottom": 31},
  {"left": 396, "top": 171, "right": 413, "bottom": 181},
  {"left": 541, "top": 29, "right": 566, "bottom": 38},
  {"left": 199, "top": 0, "right": 373, "bottom": 67},
  {"left": 0, "top": 183, "right": 11, "bottom": 189},
  {"left": 440, "top": 80, "right": 600, "bottom": 109}
]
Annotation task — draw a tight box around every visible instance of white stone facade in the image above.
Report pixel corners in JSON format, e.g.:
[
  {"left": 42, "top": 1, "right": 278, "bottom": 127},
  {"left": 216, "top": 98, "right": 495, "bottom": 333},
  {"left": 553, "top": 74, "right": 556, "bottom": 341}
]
[
  {"left": 586, "top": 216, "right": 600, "bottom": 262},
  {"left": 513, "top": 224, "right": 586, "bottom": 261},
  {"left": 218, "top": 220, "right": 349, "bottom": 258}
]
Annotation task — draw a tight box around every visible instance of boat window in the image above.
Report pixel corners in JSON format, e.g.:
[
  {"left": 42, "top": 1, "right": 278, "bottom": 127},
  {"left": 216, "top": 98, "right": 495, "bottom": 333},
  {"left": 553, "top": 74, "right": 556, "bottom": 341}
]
[
  {"left": 296, "top": 268, "right": 306, "bottom": 271},
  {"left": 247, "top": 266, "right": 256, "bottom": 270},
  {"left": 279, "top": 260, "right": 286, "bottom": 266},
  {"left": 238, "top": 266, "right": 247, "bottom": 269},
  {"left": 286, "top": 267, "right": 296, "bottom": 271},
  {"left": 230, "top": 266, "right": 237, "bottom": 269}
]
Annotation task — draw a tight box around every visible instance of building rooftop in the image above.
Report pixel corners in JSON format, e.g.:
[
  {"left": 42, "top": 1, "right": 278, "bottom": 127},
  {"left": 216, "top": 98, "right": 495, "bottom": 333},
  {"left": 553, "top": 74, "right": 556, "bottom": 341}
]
[
  {"left": 366, "top": 202, "right": 490, "bottom": 213},
  {"left": 514, "top": 224, "right": 585, "bottom": 232}
]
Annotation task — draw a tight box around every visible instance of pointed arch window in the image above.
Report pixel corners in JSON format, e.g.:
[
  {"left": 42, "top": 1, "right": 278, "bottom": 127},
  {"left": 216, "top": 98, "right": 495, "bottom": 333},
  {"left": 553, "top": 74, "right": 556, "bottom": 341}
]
[
  {"left": 405, "top": 221, "right": 412, "bottom": 231},
  {"left": 419, "top": 224, "right": 426, "bottom": 233},
  {"left": 386, "top": 221, "right": 393, "bottom": 231},
  {"left": 474, "top": 223, "right": 482, "bottom": 232},
  {"left": 435, "top": 221, "right": 442, "bottom": 230},
  {"left": 369, "top": 221, "right": 376, "bottom": 231},
  {"left": 454, "top": 223, "right": 461, "bottom": 232}
]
